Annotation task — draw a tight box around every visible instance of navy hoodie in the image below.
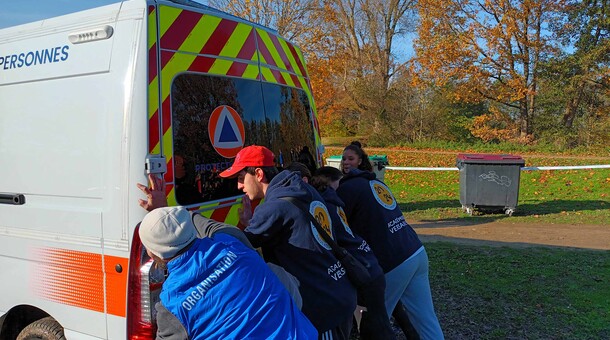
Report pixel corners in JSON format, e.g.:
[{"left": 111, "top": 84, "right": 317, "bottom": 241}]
[
  {"left": 244, "top": 170, "right": 357, "bottom": 333},
  {"left": 319, "top": 187, "right": 384, "bottom": 280},
  {"left": 337, "top": 169, "right": 423, "bottom": 273}
]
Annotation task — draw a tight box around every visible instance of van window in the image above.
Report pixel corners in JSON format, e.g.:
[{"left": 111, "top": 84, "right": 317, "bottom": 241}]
[{"left": 171, "top": 73, "right": 317, "bottom": 205}]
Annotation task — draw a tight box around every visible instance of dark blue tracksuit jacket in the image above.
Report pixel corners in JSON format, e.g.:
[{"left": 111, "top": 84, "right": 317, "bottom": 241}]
[{"left": 245, "top": 170, "right": 357, "bottom": 333}]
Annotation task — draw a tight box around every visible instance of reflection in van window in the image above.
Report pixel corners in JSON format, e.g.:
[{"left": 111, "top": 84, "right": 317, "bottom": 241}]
[{"left": 171, "top": 73, "right": 317, "bottom": 205}]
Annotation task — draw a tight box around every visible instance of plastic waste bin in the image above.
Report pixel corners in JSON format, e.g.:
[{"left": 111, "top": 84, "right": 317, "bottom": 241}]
[
  {"left": 326, "top": 155, "right": 342, "bottom": 170},
  {"left": 456, "top": 153, "right": 525, "bottom": 216},
  {"left": 325, "top": 154, "right": 389, "bottom": 181},
  {"left": 369, "top": 154, "right": 389, "bottom": 181}
]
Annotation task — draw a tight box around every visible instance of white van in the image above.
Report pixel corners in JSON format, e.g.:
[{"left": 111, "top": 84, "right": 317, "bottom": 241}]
[{"left": 0, "top": 0, "right": 323, "bottom": 338}]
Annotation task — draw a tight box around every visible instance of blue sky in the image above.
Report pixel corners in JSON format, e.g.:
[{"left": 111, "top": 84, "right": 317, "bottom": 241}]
[{"left": 0, "top": 0, "right": 209, "bottom": 29}]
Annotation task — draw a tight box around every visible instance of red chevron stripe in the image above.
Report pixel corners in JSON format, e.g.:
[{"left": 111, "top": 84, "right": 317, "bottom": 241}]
[
  {"left": 227, "top": 61, "right": 248, "bottom": 78},
  {"left": 148, "top": 5, "right": 155, "bottom": 15},
  {"left": 161, "top": 97, "right": 171, "bottom": 136},
  {"left": 236, "top": 29, "right": 257, "bottom": 60},
  {"left": 200, "top": 19, "right": 238, "bottom": 56},
  {"left": 165, "top": 156, "right": 174, "bottom": 184},
  {"left": 270, "top": 68, "right": 287, "bottom": 85},
  {"left": 210, "top": 200, "right": 235, "bottom": 222},
  {"left": 268, "top": 34, "right": 293, "bottom": 73},
  {"left": 286, "top": 42, "right": 307, "bottom": 77},
  {"left": 160, "top": 10, "right": 202, "bottom": 59},
  {"left": 256, "top": 31, "right": 276, "bottom": 68},
  {"left": 188, "top": 55, "right": 215, "bottom": 73},
  {"left": 148, "top": 110, "right": 160, "bottom": 153},
  {"left": 290, "top": 73, "right": 302, "bottom": 89}
]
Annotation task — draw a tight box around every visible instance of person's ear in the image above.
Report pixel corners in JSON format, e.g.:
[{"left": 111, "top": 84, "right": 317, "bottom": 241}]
[{"left": 255, "top": 168, "right": 265, "bottom": 182}]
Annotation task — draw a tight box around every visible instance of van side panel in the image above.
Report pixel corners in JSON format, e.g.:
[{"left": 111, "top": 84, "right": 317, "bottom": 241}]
[{"left": 0, "top": 1, "right": 149, "bottom": 338}]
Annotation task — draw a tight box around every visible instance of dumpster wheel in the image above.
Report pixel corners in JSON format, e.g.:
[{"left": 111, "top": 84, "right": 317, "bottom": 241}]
[
  {"left": 505, "top": 208, "right": 515, "bottom": 216},
  {"left": 462, "top": 205, "right": 474, "bottom": 216}
]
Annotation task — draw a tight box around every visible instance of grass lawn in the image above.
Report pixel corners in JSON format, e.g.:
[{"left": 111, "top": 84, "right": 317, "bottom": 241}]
[
  {"left": 324, "top": 145, "right": 610, "bottom": 339},
  {"left": 324, "top": 146, "right": 610, "bottom": 225},
  {"left": 426, "top": 242, "right": 610, "bottom": 339}
]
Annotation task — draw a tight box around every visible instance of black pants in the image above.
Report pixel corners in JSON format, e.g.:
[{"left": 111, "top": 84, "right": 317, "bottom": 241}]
[{"left": 357, "top": 275, "right": 396, "bottom": 340}]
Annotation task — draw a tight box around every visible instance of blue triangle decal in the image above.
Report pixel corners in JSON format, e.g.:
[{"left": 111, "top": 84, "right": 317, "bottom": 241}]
[{"left": 219, "top": 116, "right": 239, "bottom": 143}]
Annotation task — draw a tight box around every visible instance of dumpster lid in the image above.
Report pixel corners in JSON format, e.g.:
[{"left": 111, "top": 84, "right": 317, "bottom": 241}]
[
  {"left": 457, "top": 153, "right": 525, "bottom": 165},
  {"left": 369, "top": 154, "right": 388, "bottom": 164}
]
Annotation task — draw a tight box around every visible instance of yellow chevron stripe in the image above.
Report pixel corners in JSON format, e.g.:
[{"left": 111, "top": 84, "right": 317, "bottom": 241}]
[
  {"left": 260, "top": 67, "right": 275, "bottom": 83},
  {"left": 148, "top": 78, "right": 158, "bottom": 118},
  {"left": 148, "top": 8, "right": 157, "bottom": 50},
  {"left": 257, "top": 29, "right": 287, "bottom": 70},
  {"left": 180, "top": 16, "right": 222, "bottom": 55},
  {"left": 209, "top": 58, "right": 233, "bottom": 76},
  {"left": 243, "top": 64, "right": 260, "bottom": 79},
  {"left": 160, "top": 52, "right": 195, "bottom": 100},
  {"left": 281, "top": 71, "right": 295, "bottom": 87},
  {"left": 158, "top": 6, "right": 181, "bottom": 38},
  {"left": 293, "top": 45, "right": 309, "bottom": 77},
  {"left": 162, "top": 128, "right": 173, "bottom": 162},
  {"left": 278, "top": 38, "right": 302, "bottom": 76},
  {"left": 220, "top": 23, "right": 252, "bottom": 59},
  {"left": 224, "top": 204, "right": 240, "bottom": 225},
  {"left": 297, "top": 76, "right": 309, "bottom": 92}
]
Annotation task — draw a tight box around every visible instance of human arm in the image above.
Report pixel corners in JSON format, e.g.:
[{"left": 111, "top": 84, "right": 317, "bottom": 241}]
[
  {"left": 191, "top": 213, "right": 254, "bottom": 250},
  {"left": 137, "top": 174, "right": 168, "bottom": 211},
  {"left": 155, "top": 302, "right": 189, "bottom": 340}
]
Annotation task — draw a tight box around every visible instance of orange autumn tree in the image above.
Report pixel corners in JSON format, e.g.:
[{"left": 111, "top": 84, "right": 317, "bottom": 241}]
[{"left": 414, "top": 0, "right": 565, "bottom": 141}]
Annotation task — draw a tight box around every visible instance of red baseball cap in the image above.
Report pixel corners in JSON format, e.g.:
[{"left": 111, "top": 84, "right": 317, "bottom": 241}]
[{"left": 219, "top": 145, "right": 275, "bottom": 178}]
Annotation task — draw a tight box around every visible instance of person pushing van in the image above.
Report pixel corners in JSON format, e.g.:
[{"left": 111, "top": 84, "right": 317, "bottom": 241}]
[
  {"left": 219, "top": 145, "right": 357, "bottom": 339},
  {"left": 138, "top": 206, "right": 316, "bottom": 339}
]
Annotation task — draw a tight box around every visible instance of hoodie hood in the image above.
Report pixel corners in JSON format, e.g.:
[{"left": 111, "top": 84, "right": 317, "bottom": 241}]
[
  {"left": 320, "top": 187, "right": 344, "bottom": 207},
  {"left": 341, "top": 168, "right": 376, "bottom": 183},
  {"left": 266, "top": 170, "right": 316, "bottom": 203}
]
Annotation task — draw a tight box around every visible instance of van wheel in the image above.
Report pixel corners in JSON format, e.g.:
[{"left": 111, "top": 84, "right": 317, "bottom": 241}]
[{"left": 16, "top": 317, "right": 66, "bottom": 340}]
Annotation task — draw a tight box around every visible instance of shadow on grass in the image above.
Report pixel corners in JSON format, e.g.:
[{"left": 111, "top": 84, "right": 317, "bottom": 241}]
[
  {"left": 417, "top": 235, "right": 610, "bottom": 251},
  {"left": 399, "top": 199, "right": 610, "bottom": 227}
]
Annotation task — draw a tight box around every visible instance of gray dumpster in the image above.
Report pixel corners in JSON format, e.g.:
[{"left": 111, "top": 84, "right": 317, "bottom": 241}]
[{"left": 457, "top": 153, "right": 525, "bottom": 216}]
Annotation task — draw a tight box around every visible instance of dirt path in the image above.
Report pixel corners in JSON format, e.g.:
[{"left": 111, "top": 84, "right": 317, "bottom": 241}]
[{"left": 411, "top": 220, "right": 610, "bottom": 251}]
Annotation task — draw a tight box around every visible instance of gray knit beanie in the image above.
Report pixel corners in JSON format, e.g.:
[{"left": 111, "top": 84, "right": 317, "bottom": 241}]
[{"left": 139, "top": 206, "right": 197, "bottom": 259}]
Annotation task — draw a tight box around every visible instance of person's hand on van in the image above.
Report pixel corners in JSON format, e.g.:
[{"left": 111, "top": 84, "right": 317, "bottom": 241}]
[
  {"left": 137, "top": 174, "right": 168, "bottom": 211},
  {"left": 237, "top": 194, "right": 253, "bottom": 230}
]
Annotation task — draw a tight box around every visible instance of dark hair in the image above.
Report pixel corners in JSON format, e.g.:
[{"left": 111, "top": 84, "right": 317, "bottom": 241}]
[
  {"left": 244, "top": 166, "right": 279, "bottom": 182},
  {"left": 343, "top": 141, "right": 373, "bottom": 172},
  {"left": 310, "top": 166, "right": 343, "bottom": 192},
  {"left": 285, "top": 161, "right": 312, "bottom": 181}
]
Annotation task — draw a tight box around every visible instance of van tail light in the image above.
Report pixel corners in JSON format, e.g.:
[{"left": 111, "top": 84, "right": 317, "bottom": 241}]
[{"left": 127, "top": 224, "right": 165, "bottom": 339}]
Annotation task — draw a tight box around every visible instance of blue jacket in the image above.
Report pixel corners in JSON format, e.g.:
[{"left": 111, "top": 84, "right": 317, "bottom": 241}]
[
  {"left": 245, "top": 170, "right": 357, "bottom": 333},
  {"left": 319, "top": 187, "right": 384, "bottom": 280},
  {"left": 159, "top": 233, "right": 317, "bottom": 339},
  {"left": 337, "top": 169, "right": 423, "bottom": 273}
]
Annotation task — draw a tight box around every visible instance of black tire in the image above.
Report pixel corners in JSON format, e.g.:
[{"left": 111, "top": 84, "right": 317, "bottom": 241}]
[{"left": 16, "top": 317, "right": 66, "bottom": 340}]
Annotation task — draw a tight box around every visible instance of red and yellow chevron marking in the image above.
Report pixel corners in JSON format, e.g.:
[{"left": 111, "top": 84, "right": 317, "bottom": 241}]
[
  {"left": 33, "top": 249, "right": 128, "bottom": 317},
  {"left": 146, "top": 4, "right": 321, "bottom": 220}
]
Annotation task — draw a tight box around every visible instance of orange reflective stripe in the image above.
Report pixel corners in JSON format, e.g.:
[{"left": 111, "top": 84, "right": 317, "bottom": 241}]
[{"left": 34, "top": 249, "right": 128, "bottom": 317}]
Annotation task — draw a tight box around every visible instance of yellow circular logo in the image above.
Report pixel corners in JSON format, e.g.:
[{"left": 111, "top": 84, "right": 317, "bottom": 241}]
[
  {"left": 370, "top": 181, "right": 396, "bottom": 210},
  {"left": 337, "top": 207, "right": 354, "bottom": 237},
  {"left": 309, "top": 201, "right": 333, "bottom": 250},
  {"left": 313, "top": 206, "right": 332, "bottom": 237}
]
